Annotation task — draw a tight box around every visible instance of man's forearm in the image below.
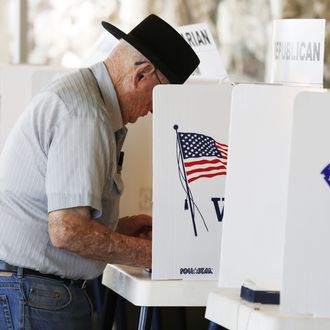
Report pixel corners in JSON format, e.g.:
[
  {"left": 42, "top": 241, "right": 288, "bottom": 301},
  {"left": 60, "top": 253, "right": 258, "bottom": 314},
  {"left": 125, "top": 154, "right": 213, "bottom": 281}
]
[{"left": 48, "top": 210, "right": 151, "bottom": 268}]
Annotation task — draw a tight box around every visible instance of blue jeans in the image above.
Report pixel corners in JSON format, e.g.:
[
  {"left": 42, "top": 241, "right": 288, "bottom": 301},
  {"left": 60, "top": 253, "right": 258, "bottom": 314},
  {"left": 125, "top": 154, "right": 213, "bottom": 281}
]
[{"left": 0, "top": 269, "right": 93, "bottom": 330}]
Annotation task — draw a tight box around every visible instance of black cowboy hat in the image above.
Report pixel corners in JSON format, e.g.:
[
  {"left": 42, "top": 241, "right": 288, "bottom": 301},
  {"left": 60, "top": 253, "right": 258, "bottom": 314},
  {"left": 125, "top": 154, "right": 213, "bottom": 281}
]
[{"left": 102, "top": 14, "right": 200, "bottom": 84}]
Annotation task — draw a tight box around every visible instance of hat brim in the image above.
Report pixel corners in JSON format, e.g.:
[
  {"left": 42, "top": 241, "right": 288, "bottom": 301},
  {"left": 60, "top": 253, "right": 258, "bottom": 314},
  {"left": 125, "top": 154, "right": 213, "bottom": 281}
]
[
  {"left": 102, "top": 21, "right": 178, "bottom": 83},
  {"left": 102, "top": 21, "right": 131, "bottom": 43}
]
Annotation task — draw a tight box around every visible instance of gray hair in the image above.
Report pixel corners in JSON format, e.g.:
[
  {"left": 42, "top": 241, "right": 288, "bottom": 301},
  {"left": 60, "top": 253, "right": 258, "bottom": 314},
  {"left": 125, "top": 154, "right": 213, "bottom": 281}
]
[
  {"left": 109, "top": 40, "right": 148, "bottom": 73},
  {"left": 106, "top": 39, "right": 168, "bottom": 83}
]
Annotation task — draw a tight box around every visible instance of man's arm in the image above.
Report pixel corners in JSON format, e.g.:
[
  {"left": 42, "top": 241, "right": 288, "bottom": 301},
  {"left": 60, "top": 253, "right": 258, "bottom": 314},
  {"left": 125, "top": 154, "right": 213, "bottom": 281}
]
[{"left": 48, "top": 207, "right": 151, "bottom": 268}]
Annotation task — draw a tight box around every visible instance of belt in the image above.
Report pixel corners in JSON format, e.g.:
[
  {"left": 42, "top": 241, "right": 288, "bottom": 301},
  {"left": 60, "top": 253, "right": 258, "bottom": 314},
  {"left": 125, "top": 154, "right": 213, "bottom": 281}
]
[{"left": 0, "top": 261, "right": 86, "bottom": 289}]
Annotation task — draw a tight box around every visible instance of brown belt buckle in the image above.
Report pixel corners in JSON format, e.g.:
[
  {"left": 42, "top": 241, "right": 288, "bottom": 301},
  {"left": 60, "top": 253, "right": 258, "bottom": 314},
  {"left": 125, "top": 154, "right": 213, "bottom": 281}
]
[{"left": 0, "top": 271, "right": 14, "bottom": 277}]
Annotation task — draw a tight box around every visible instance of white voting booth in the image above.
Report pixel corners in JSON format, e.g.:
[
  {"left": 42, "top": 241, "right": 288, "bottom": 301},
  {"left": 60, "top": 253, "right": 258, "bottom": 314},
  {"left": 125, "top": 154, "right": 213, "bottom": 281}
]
[
  {"left": 281, "top": 90, "right": 330, "bottom": 317},
  {"left": 150, "top": 23, "right": 229, "bottom": 280},
  {"left": 207, "top": 87, "right": 330, "bottom": 330},
  {"left": 217, "top": 18, "right": 326, "bottom": 290},
  {"left": 152, "top": 83, "right": 232, "bottom": 280},
  {"left": 218, "top": 83, "right": 312, "bottom": 288}
]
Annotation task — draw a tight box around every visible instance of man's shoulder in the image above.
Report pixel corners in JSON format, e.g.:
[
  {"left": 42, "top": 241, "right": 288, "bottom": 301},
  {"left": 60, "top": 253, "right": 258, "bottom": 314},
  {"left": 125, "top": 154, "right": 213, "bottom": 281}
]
[
  {"left": 42, "top": 68, "right": 102, "bottom": 111},
  {"left": 45, "top": 68, "right": 95, "bottom": 95}
]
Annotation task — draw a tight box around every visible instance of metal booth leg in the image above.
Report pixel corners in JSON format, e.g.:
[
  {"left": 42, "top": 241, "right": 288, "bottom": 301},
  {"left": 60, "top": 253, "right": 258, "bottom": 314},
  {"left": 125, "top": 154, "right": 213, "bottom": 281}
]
[
  {"left": 101, "top": 287, "right": 118, "bottom": 330},
  {"left": 208, "top": 321, "right": 222, "bottom": 330},
  {"left": 138, "top": 306, "right": 154, "bottom": 330}
]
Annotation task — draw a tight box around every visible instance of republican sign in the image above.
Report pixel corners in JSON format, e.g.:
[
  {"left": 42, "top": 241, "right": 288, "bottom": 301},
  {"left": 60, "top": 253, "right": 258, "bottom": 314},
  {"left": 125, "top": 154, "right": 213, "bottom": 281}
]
[{"left": 269, "top": 19, "right": 325, "bottom": 88}]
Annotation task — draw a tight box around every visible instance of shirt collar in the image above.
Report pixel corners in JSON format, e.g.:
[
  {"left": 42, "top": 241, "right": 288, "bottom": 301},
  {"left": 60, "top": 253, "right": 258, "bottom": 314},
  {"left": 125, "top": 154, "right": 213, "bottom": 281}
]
[{"left": 90, "top": 61, "right": 124, "bottom": 132}]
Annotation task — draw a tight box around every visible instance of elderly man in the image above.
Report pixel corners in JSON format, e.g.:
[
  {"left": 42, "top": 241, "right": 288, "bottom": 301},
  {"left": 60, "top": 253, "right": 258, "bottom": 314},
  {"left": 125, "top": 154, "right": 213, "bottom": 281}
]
[{"left": 0, "top": 14, "right": 199, "bottom": 330}]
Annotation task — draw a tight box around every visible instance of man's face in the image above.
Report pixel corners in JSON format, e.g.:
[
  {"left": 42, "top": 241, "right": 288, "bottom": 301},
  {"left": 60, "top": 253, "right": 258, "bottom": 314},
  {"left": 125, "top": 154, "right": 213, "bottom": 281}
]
[
  {"left": 127, "top": 83, "right": 154, "bottom": 123},
  {"left": 126, "top": 62, "right": 168, "bottom": 124}
]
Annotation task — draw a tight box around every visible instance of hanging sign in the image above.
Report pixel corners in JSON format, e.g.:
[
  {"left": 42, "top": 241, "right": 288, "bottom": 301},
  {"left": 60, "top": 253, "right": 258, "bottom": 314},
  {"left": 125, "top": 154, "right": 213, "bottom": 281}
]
[
  {"left": 270, "top": 19, "right": 325, "bottom": 88},
  {"left": 177, "top": 23, "right": 228, "bottom": 81}
]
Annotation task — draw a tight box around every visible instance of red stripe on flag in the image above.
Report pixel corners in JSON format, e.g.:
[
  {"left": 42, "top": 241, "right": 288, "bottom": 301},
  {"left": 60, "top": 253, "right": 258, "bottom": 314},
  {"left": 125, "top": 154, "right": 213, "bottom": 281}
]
[
  {"left": 188, "top": 171, "right": 227, "bottom": 183},
  {"left": 216, "top": 141, "right": 228, "bottom": 148},
  {"left": 186, "top": 165, "right": 226, "bottom": 176},
  {"left": 184, "top": 158, "right": 222, "bottom": 167}
]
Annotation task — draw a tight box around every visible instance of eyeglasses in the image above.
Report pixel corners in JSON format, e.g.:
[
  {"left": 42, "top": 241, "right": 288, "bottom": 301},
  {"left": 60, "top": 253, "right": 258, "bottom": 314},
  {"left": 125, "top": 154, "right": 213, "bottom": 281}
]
[
  {"left": 153, "top": 69, "right": 163, "bottom": 85},
  {"left": 134, "top": 61, "right": 165, "bottom": 84}
]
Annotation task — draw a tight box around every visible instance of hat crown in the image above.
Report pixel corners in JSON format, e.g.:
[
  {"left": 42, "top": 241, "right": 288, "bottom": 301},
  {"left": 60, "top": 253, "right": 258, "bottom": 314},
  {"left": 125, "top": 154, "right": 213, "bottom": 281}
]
[{"left": 102, "top": 14, "right": 200, "bottom": 84}]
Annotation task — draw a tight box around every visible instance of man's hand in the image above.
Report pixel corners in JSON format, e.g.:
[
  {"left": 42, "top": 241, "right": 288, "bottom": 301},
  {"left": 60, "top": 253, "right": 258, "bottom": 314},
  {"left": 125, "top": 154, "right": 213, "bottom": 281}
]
[{"left": 116, "top": 214, "right": 152, "bottom": 240}]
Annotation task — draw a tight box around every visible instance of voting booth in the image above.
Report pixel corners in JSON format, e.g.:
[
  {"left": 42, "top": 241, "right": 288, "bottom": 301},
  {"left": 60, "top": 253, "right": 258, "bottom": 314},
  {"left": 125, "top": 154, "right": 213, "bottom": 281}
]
[
  {"left": 218, "top": 18, "right": 326, "bottom": 290},
  {"left": 205, "top": 85, "right": 330, "bottom": 330},
  {"left": 152, "top": 83, "right": 232, "bottom": 280},
  {"left": 281, "top": 90, "right": 330, "bottom": 317},
  {"left": 218, "top": 83, "right": 315, "bottom": 288},
  {"left": 205, "top": 86, "right": 330, "bottom": 330}
]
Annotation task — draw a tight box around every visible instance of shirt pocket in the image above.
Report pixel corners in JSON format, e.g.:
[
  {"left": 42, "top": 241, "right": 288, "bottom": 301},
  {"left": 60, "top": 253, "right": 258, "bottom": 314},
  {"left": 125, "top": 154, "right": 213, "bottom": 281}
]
[
  {"left": 99, "top": 172, "right": 123, "bottom": 227},
  {"left": 104, "top": 172, "right": 124, "bottom": 198},
  {"left": 113, "top": 173, "right": 124, "bottom": 194}
]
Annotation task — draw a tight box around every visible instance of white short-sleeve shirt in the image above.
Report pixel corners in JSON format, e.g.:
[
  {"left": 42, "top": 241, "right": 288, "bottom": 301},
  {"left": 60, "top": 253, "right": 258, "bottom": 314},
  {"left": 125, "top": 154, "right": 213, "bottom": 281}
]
[{"left": 0, "top": 62, "right": 127, "bottom": 279}]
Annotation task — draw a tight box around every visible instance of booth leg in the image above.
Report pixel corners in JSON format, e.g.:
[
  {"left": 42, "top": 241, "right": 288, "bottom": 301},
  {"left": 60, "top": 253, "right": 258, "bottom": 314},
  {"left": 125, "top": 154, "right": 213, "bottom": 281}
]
[
  {"left": 101, "top": 288, "right": 118, "bottom": 330},
  {"left": 208, "top": 321, "right": 222, "bottom": 330},
  {"left": 138, "top": 306, "right": 154, "bottom": 330}
]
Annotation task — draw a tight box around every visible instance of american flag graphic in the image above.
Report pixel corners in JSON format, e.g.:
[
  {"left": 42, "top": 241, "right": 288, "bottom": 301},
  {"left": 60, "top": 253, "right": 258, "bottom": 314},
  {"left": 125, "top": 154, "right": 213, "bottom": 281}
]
[{"left": 178, "top": 132, "right": 228, "bottom": 183}]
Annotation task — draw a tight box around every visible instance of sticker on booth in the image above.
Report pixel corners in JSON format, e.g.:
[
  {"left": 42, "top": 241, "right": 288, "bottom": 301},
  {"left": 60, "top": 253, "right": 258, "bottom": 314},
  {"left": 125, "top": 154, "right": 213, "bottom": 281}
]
[{"left": 321, "top": 163, "right": 330, "bottom": 187}]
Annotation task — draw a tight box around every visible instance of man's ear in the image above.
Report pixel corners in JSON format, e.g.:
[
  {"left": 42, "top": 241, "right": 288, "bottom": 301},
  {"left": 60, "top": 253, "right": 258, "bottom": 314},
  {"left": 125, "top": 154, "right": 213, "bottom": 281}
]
[{"left": 133, "top": 62, "right": 155, "bottom": 88}]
